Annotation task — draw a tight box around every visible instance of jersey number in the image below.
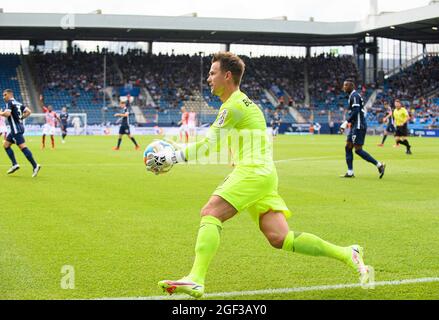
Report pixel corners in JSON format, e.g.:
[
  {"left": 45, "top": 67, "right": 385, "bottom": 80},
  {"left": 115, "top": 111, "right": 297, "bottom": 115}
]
[
  {"left": 243, "top": 99, "right": 252, "bottom": 107},
  {"left": 17, "top": 108, "right": 23, "bottom": 120}
]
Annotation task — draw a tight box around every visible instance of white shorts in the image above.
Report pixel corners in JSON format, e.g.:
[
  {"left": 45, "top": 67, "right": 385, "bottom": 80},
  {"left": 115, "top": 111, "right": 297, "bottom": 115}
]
[
  {"left": 0, "top": 126, "right": 7, "bottom": 134},
  {"left": 43, "top": 124, "right": 56, "bottom": 135},
  {"left": 180, "top": 124, "right": 189, "bottom": 132},
  {"left": 188, "top": 122, "right": 196, "bottom": 129}
]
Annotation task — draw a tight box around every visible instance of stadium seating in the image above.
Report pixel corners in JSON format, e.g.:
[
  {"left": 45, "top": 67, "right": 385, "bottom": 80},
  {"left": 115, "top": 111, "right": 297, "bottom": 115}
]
[
  {"left": 371, "top": 54, "right": 439, "bottom": 126},
  {"left": 0, "top": 54, "right": 24, "bottom": 103},
  {"left": 30, "top": 51, "right": 111, "bottom": 124},
  {"left": 26, "top": 50, "right": 438, "bottom": 127}
]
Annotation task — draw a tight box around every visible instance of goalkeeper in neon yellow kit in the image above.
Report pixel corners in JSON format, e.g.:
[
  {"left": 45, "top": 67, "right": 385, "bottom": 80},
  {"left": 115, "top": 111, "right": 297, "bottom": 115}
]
[{"left": 145, "top": 52, "right": 372, "bottom": 299}]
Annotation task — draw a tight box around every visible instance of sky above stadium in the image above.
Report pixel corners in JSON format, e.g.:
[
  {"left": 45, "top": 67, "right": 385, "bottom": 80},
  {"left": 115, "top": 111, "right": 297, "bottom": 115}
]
[{"left": 1, "top": 0, "right": 432, "bottom": 21}]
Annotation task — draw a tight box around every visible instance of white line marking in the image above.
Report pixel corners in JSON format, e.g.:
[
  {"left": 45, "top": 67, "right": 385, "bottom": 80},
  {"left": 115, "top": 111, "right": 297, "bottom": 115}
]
[
  {"left": 0, "top": 163, "right": 137, "bottom": 167},
  {"left": 94, "top": 277, "right": 439, "bottom": 300},
  {"left": 0, "top": 157, "right": 336, "bottom": 168},
  {"left": 274, "top": 156, "right": 335, "bottom": 164}
]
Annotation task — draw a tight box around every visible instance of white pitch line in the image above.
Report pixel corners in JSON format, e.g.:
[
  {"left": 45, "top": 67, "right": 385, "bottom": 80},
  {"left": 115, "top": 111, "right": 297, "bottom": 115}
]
[
  {"left": 274, "top": 156, "right": 335, "bottom": 164},
  {"left": 0, "top": 157, "right": 336, "bottom": 168},
  {"left": 95, "top": 277, "right": 439, "bottom": 300}
]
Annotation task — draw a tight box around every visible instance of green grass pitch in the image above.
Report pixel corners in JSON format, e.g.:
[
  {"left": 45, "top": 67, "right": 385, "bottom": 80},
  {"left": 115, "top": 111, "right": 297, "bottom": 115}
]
[{"left": 0, "top": 134, "right": 438, "bottom": 300}]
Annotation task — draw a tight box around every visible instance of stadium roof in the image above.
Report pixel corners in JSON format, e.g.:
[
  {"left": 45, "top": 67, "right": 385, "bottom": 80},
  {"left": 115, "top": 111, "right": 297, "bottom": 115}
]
[{"left": 0, "top": 3, "right": 438, "bottom": 46}]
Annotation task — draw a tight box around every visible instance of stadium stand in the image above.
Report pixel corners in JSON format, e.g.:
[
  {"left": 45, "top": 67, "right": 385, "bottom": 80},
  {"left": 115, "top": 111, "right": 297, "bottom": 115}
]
[
  {"left": 370, "top": 54, "right": 439, "bottom": 128},
  {"left": 0, "top": 54, "right": 24, "bottom": 103},
  {"left": 30, "top": 50, "right": 120, "bottom": 124},
  {"left": 21, "top": 49, "right": 438, "bottom": 128}
]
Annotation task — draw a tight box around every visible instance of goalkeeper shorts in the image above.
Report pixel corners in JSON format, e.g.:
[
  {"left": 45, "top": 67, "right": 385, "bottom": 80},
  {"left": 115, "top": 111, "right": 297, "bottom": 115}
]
[{"left": 213, "top": 164, "right": 291, "bottom": 227}]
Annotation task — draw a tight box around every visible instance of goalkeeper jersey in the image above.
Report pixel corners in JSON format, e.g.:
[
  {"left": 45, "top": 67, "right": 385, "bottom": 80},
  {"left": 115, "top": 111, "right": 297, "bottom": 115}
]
[{"left": 185, "top": 90, "right": 272, "bottom": 167}]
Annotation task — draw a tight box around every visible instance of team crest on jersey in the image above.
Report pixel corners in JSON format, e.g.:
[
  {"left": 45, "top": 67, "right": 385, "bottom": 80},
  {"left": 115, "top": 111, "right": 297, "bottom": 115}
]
[{"left": 216, "top": 109, "right": 228, "bottom": 127}]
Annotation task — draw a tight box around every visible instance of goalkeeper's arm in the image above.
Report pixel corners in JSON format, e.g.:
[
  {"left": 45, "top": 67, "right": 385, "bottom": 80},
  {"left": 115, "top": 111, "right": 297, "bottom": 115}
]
[
  {"left": 146, "top": 106, "right": 241, "bottom": 174},
  {"left": 146, "top": 124, "right": 228, "bottom": 175}
]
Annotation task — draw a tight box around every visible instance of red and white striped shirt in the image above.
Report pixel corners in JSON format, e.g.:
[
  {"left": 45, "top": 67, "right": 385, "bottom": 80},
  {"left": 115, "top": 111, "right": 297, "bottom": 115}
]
[{"left": 43, "top": 107, "right": 57, "bottom": 127}]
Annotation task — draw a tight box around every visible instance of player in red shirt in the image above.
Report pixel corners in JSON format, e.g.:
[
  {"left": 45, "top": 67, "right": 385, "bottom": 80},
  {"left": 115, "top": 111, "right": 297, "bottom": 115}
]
[
  {"left": 42, "top": 105, "right": 60, "bottom": 149},
  {"left": 188, "top": 111, "right": 197, "bottom": 139},
  {"left": 179, "top": 107, "right": 190, "bottom": 143}
]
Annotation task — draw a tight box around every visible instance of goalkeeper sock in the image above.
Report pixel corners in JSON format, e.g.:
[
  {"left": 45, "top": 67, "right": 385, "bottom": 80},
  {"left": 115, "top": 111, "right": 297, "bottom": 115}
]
[
  {"left": 282, "top": 231, "right": 348, "bottom": 263},
  {"left": 188, "top": 216, "right": 223, "bottom": 285},
  {"left": 117, "top": 138, "right": 122, "bottom": 148}
]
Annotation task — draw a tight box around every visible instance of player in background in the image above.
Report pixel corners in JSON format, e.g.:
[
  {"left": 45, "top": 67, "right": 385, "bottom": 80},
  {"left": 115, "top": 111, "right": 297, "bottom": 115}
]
[
  {"left": 340, "top": 79, "right": 386, "bottom": 179},
  {"left": 393, "top": 99, "right": 412, "bottom": 155},
  {"left": 146, "top": 52, "right": 372, "bottom": 299},
  {"left": 59, "top": 107, "right": 69, "bottom": 144},
  {"left": 71, "top": 116, "right": 82, "bottom": 135},
  {"left": 188, "top": 111, "right": 197, "bottom": 140},
  {"left": 0, "top": 89, "right": 41, "bottom": 177},
  {"left": 271, "top": 111, "right": 281, "bottom": 136},
  {"left": 179, "top": 106, "right": 189, "bottom": 143},
  {"left": 0, "top": 112, "right": 7, "bottom": 139},
  {"left": 313, "top": 122, "right": 322, "bottom": 135},
  {"left": 113, "top": 100, "right": 140, "bottom": 151},
  {"left": 42, "top": 105, "right": 60, "bottom": 149},
  {"left": 378, "top": 101, "right": 395, "bottom": 147}
]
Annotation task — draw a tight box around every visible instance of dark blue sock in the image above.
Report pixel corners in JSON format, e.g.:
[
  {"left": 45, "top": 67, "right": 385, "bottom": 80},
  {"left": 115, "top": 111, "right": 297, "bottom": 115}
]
[
  {"left": 355, "top": 149, "right": 378, "bottom": 166},
  {"left": 345, "top": 146, "right": 353, "bottom": 171},
  {"left": 117, "top": 138, "right": 122, "bottom": 148},
  {"left": 130, "top": 137, "right": 138, "bottom": 147},
  {"left": 21, "top": 147, "right": 37, "bottom": 169},
  {"left": 5, "top": 147, "right": 17, "bottom": 166}
]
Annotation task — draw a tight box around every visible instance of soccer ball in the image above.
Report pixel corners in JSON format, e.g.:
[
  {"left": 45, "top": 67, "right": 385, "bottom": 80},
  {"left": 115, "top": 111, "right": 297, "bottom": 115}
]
[{"left": 143, "top": 140, "right": 175, "bottom": 174}]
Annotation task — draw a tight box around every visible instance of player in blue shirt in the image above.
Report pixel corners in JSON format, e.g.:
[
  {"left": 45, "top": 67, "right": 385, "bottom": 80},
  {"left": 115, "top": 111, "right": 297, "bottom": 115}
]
[
  {"left": 378, "top": 101, "right": 395, "bottom": 147},
  {"left": 0, "top": 89, "right": 41, "bottom": 177},
  {"left": 59, "top": 107, "right": 69, "bottom": 144},
  {"left": 113, "top": 101, "right": 140, "bottom": 151},
  {"left": 340, "top": 79, "right": 385, "bottom": 179},
  {"left": 271, "top": 111, "right": 281, "bottom": 136}
]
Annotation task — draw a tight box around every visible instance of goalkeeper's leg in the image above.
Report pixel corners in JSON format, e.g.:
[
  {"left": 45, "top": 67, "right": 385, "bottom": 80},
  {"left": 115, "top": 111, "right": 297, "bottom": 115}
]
[
  {"left": 159, "top": 196, "right": 237, "bottom": 298},
  {"left": 260, "top": 211, "right": 371, "bottom": 284}
]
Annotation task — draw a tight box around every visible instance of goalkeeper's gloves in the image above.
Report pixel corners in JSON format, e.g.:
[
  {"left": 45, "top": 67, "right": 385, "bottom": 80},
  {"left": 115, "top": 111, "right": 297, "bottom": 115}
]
[
  {"left": 339, "top": 121, "right": 350, "bottom": 134},
  {"left": 145, "top": 147, "right": 186, "bottom": 175}
]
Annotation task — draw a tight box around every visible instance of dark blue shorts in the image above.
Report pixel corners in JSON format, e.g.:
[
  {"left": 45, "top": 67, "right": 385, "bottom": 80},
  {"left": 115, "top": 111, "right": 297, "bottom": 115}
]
[
  {"left": 6, "top": 132, "right": 25, "bottom": 145},
  {"left": 119, "top": 125, "right": 130, "bottom": 135},
  {"left": 347, "top": 129, "right": 366, "bottom": 146}
]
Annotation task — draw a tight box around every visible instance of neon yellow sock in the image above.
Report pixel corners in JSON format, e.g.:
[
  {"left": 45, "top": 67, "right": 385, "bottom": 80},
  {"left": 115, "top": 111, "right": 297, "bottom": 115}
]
[
  {"left": 188, "top": 216, "right": 223, "bottom": 285},
  {"left": 282, "top": 231, "right": 348, "bottom": 263}
]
